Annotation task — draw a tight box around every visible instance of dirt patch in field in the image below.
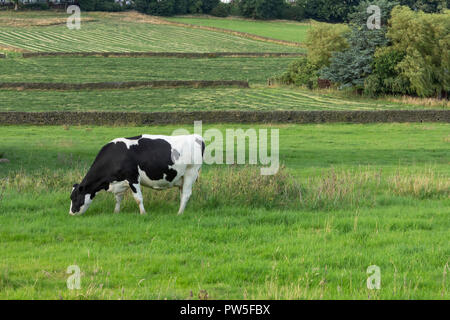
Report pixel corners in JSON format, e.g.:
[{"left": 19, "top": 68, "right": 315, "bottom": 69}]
[
  {"left": 100, "top": 11, "right": 171, "bottom": 25},
  {"left": 0, "top": 43, "right": 29, "bottom": 53},
  {"left": 0, "top": 17, "right": 96, "bottom": 27}
]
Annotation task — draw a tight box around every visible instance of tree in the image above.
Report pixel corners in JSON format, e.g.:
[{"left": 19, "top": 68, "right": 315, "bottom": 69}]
[
  {"left": 239, "top": 0, "right": 286, "bottom": 19},
  {"left": 305, "top": 22, "right": 350, "bottom": 67},
  {"left": 201, "top": 0, "right": 220, "bottom": 13},
  {"left": 320, "top": 0, "right": 398, "bottom": 88},
  {"left": 385, "top": 6, "right": 450, "bottom": 97}
]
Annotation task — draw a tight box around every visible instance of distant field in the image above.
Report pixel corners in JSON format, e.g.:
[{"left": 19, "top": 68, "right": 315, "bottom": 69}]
[
  {"left": 0, "top": 12, "right": 303, "bottom": 53},
  {"left": 167, "top": 16, "right": 311, "bottom": 43},
  {"left": 0, "top": 87, "right": 442, "bottom": 112},
  {"left": 0, "top": 57, "right": 297, "bottom": 84},
  {"left": 0, "top": 124, "right": 448, "bottom": 299}
]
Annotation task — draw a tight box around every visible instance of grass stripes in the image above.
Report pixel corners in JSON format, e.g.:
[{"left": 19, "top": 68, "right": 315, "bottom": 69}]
[
  {"left": 22, "top": 52, "right": 305, "bottom": 58},
  {"left": 0, "top": 20, "right": 305, "bottom": 53}
]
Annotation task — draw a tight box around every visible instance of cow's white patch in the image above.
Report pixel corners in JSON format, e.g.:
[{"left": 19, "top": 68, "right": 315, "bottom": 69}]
[
  {"left": 79, "top": 194, "right": 92, "bottom": 214},
  {"left": 69, "top": 194, "right": 92, "bottom": 215},
  {"left": 112, "top": 138, "right": 140, "bottom": 149},
  {"left": 107, "top": 180, "right": 129, "bottom": 194}
]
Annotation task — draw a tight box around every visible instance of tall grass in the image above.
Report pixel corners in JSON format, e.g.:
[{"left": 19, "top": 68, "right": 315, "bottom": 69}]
[{"left": 1, "top": 166, "right": 448, "bottom": 212}]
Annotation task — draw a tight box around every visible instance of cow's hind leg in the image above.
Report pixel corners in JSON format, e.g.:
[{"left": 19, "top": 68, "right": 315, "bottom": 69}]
[
  {"left": 130, "top": 183, "right": 146, "bottom": 215},
  {"left": 114, "top": 192, "right": 124, "bottom": 213},
  {"left": 178, "top": 166, "right": 200, "bottom": 215}
]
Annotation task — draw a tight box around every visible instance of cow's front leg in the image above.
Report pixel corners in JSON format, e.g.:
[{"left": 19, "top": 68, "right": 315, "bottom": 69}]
[
  {"left": 130, "top": 183, "right": 146, "bottom": 215},
  {"left": 114, "top": 192, "right": 124, "bottom": 213}
]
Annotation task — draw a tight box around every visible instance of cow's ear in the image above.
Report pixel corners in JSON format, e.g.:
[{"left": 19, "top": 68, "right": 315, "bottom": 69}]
[
  {"left": 78, "top": 185, "right": 84, "bottom": 192},
  {"left": 73, "top": 183, "right": 79, "bottom": 188}
]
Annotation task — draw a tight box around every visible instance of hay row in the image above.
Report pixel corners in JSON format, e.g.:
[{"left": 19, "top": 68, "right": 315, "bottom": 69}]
[
  {"left": 0, "top": 80, "right": 250, "bottom": 90},
  {"left": 1, "top": 110, "right": 448, "bottom": 125}
]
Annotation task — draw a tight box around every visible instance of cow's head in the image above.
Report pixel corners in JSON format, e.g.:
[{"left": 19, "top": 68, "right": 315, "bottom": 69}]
[{"left": 69, "top": 183, "right": 93, "bottom": 215}]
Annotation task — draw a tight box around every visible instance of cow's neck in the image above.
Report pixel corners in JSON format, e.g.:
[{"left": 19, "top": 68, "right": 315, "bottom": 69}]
[{"left": 80, "top": 169, "right": 109, "bottom": 198}]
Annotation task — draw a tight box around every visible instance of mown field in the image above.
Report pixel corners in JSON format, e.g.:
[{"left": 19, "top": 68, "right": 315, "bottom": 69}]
[
  {"left": 166, "top": 16, "right": 311, "bottom": 43},
  {"left": 0, "top": 11, "right": 303, "bottom": 53},
  {"left": 0, "top": 56, "right": 297, "bottom": 84},
  {"left": 1, "top": 86, "right": 443, "bottom": 112},
  {"left": 0, "top": 124, "right": 449, "bottom": 299}
]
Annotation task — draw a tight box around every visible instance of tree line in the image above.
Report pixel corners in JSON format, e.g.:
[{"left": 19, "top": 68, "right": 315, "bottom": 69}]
[
  {"left": 10, "top": 0, "right": 446, "bottom": 22},
  {"left": 132, "top": 0, "right": 448, "bottom": 20}
]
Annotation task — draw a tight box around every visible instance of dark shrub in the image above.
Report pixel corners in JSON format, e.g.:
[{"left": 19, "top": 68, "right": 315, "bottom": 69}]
[{"left": 211, "top": 2, "right": 230, "bottom": 17}]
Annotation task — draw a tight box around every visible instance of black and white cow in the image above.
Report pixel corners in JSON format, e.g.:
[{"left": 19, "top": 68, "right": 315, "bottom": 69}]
[{"left": 70, "top": 134, "right": 204, "bottom": 216}]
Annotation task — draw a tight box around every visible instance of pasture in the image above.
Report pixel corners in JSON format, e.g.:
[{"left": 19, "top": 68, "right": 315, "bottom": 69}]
[
  {"left": 0, "top": 124, "right": 449, "bottom": 299},
  {"left": 1, "top": 87, "right": 445, "bottom": 112},
  {"left": 0, "top": 9, "right": 448, "bottom": 301},
  {"left": 0, "top": 56, "right": 297, "bottom": 84},
  {"left": 166, "top": 16, "right": 311, "bottom": 43}
]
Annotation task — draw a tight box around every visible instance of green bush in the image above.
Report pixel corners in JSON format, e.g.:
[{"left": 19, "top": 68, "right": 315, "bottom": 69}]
[
  {"left": 23, "top": 3, "right": 49, "bottom": 10},
  {"left": 211, "top": 2, "right": 230, "bottom": 17},
  {"left": 239, "top": 0, "right": 286, "bottom": 20},
  {"left": 386, "top": 6, "right": 450, "bottom": 97},
  {"left": 78, "top": 0, "right": 97, "bottom": 11},
  {"left": 201, "top": 0, "right": 220, "bottom": 13},
  {"left": 305, "top": 23, "right": 350, "bottom": 68},
  {"left": 364, "top": 47, "right": 410, "bottom": 96},
  {"left": 276, "top": 22, "right": 349, "bottom": 88},
  {"left": 281, "top": 4, "right": 306, "bottom": 21},
  {"left": 277, "top": 57, "right": 319, "bottom": 89}
]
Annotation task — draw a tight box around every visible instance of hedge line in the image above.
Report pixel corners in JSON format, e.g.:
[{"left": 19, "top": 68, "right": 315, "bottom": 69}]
[
  {"left": 22, "top": 52, "right": 305, "bottom": 58},
  {"left": 0, "top": 80, "right": 250, "bottom": 90},
  {"left": 1, "top": 110, "right": 448, "bottom": 125}
]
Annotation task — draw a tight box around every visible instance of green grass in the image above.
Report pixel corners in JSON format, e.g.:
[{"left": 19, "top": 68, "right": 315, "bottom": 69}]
[
  {"left": 0, "top": 86, "right": 443, "bottom": 112},
  {"left": 0, "top": 124, "right": 449, "bottom": 299},
  {"left": 0, "top": 12, "right": 303, "bottom": 53},
  {"left": 0, "top": 57, "right": 297, "bottom": 85},
  {"left": 167, "top": 16, "right": 312, "bottom": 43}
]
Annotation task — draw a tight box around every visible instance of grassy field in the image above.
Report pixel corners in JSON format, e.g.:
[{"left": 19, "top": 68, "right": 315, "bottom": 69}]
[
  {"left": 1, "top": 10, "right": 448, "bottom": 301},
  {"left": 166, "top": 16, "right": 311, "bottom": 43},
  {"left": 0, "top": 56, "right": 297, "bottom": 85},
  {"left": 0, "top": 11, "right": 303, "bottom": 53},
  {"left": 0, "top": 124, "right": 449, "bottom": 299},
  {"left": 1, "top": 86, "right": 445, "bottom": 112}
]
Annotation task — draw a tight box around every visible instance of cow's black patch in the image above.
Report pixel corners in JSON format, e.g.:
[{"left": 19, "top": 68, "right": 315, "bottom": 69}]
[
  {"left": 74, "top": 138, "right": 178, "bottom": 205},
  {"left": 195, "top": 138, "right": 205, "bottom": 156},
  {"left": 126, "top": 135, "right": 142, "bottom": 140}
]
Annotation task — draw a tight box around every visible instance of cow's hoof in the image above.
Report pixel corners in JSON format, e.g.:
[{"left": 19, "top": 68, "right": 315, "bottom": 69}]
[{"left": 140, "top": 211, "right": 147, "bottom": 215}]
